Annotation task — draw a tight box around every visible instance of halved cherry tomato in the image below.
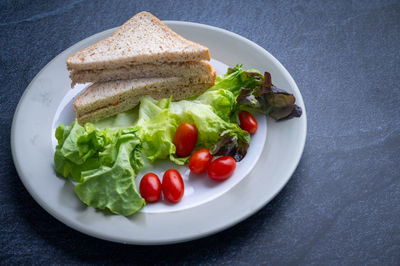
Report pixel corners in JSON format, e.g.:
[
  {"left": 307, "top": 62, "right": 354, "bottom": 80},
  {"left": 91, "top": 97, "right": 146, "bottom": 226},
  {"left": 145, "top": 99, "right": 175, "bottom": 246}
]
[
  {"left": 208, "top": 156, "right": 236, "bottom": 181},
  {"left": 189, "top": 148, "right": 213, "bottom": 174},
  {"left": 139, "top": 173, "right": 162, "bottom": 203},
  {"left": 173, "top": 122, "right": 198, "bottom": 157},
  {"left": 162, "top": 169, "right": 184, "bottom": 203},
  {"left": 239, "top": 110, "right": 258, "bottom": 135}
]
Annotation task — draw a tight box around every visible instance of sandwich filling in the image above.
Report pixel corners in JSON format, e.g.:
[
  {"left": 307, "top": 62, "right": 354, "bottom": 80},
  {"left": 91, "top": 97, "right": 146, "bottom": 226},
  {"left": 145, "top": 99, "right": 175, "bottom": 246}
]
[{"left": 70, "top": 61, "right": 214, "bottom": 86}]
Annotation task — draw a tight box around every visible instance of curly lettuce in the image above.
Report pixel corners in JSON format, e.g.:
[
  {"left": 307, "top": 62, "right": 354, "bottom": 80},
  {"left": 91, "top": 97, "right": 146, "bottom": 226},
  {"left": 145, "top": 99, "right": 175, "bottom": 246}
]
[
  {"left": 75, "top": 128, "right": 145, "bottom": 216},
  {"left": 54, "top": 122, "right": 145, "bottom": 216},
  {"left": 224, "top": 65, "right": 302, "bottom": 120}
]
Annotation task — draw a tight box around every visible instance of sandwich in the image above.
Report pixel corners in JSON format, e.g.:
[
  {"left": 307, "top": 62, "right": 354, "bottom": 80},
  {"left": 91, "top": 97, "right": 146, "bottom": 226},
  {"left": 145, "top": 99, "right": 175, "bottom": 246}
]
[
  {"left": 67, "top": 11, "right": 212, "bottom": 86},
  {"left": 68, "top": 11, "right": 216, "bottom": 124},
  {"left": 74, "top": 75, "right": 215, "bottom": 124}
]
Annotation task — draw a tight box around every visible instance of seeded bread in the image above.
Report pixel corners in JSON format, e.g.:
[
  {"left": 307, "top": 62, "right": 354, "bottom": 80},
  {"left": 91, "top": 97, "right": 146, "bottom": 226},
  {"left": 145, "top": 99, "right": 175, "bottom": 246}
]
[
  {"left": 67, "top": 11, "right": 210, "bottom": 71},
  {"left": 70, "top": 60, "right": 213, "bottom": 86}
]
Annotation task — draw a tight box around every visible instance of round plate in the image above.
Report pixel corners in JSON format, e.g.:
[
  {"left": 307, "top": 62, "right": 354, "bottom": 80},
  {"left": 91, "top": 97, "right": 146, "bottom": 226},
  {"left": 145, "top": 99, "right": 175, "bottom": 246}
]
[{"left": 11, "top": 21, "right": 307, "bottom": 244}]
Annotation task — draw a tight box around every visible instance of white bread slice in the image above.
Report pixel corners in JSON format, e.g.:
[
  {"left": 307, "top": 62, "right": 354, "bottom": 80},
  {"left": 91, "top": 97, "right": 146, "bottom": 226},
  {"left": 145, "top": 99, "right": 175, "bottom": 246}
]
[
  {"left": 70, "top": 61, "right": 213, "bottom": 86},
  {"left": 74, "top": 70, "right": 216, "bottom": 124},
  {"left": 67, "top": 11, "right": 210, "bottom": 71}
]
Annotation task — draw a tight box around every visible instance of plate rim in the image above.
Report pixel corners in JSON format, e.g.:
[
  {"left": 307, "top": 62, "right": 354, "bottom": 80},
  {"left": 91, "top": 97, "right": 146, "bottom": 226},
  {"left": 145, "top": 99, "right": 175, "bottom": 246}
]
[{"left": 11, "top": 20, "right": 307, "bottom": 245}]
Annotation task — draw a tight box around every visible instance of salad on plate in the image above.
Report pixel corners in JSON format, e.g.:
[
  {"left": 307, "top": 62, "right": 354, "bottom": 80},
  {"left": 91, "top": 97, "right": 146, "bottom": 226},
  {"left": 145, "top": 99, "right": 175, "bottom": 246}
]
[{"left": 54, "top": 65, "right": 302, "bottom": 216}]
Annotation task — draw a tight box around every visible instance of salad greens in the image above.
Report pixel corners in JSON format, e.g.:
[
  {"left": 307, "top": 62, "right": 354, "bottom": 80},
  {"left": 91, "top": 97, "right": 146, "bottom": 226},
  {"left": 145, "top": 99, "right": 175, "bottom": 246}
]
[
  {"left": 54, "top": 121, "right": 108, "bottom": 183},
  {"left": 233, "top": 67, "right": 303, "bottom": 120},
  {"left": 54, "top": 122, "right": 145, "bottom": 215},
  {"left": 75, "top": 128, "right": 145, "bottom": 216},
  {"left": 54, "top": 64, "right": 302, "bottom": 216}
]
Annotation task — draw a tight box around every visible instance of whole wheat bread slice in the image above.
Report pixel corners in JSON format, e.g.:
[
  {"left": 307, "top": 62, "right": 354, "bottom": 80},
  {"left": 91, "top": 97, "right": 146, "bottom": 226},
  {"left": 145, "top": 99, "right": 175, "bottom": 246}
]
[
  {"left": 67, "top": 11, "right": 210, "bottom": 71},
  {"left": 76, "top": 83, "right": 213, "bottom": 124},
  {"left": 74, "top": 70, "right": 216, "bottom": 124},
  {"left": 70, "top": 60, "right": 213, "bottom": 86}
]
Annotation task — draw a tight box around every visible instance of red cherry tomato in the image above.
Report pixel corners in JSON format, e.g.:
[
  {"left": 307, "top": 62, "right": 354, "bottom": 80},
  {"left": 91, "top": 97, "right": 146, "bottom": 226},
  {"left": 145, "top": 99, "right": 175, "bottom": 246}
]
[
  {"left": 189, "top": 148, "right": 213, "bottom": 174},
  {"left": 208, "top": 156, "right": 236, "bottom": 181},
  {"left": 239, "top": 110, "right": 258, "bottom": 135},
  {"left": 173, "top": 122, "right": 198, "bottom": 157},
  {"left": 162, "top": 169, "right": 184, "bottom": 203},
  {"left": 139, "top": 173, "right": 162, "bottom": 203}
]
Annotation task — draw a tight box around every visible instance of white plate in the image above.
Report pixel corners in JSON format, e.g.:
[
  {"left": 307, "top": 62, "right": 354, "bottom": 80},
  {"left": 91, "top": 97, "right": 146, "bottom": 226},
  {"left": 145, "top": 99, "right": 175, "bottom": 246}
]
[{"left": 11, "top": 21, "right": 307, "bottom": 244}]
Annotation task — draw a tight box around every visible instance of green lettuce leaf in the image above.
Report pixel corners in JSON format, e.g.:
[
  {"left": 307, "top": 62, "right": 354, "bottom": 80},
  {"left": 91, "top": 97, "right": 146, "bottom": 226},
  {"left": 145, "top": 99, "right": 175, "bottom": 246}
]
[
  {"left": 211, "top": 64, "right": 263, "bottom": 98},
  {"left": 54, "top": 120, "right": 109, "bottom": 182},
  {"left": 136, "top": 97, "right": 180, "bottom": 163},
  {"left": 75, "top": 128, "right": 145, "bottom": 216},
  {"left": 195, "top": 89, "right": 237, "bottom": 122},
  {"left": 54, "top": 121, "right": 145, "bottom": 216}
]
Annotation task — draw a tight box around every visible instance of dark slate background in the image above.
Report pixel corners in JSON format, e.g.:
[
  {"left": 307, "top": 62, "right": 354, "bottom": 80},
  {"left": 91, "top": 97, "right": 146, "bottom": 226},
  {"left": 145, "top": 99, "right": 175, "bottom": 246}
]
[{"left": 1, "top": 0, "right": 399, "bottom": 264}]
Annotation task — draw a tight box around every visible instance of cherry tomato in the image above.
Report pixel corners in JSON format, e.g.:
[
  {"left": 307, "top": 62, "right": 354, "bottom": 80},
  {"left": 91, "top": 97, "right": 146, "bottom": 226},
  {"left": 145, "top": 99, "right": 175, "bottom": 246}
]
[
  {"left": 173, "top": 122, "right": 198, "bottom": 157},
  {"left": 208, "top": 156, "right": 236, "bottom": 181},
  {"left": 162, "top": 169, "right": 184, "bottom": 203},
  {"left": 239, "top": 110, "right": 258, "bottom": 135},
  {"left": 189, "top": 148, "right": 213, "bottom": 174},
  {"left": 139, "top": 173, "right": 162, "bottom": 203}
]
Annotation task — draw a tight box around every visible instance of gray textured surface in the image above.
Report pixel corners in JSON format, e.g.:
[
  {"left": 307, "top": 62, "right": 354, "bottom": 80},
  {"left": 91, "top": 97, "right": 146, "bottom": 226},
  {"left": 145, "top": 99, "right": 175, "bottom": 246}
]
[{"left": 1, "top": 0, "right": 399, "bottom": 264}]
